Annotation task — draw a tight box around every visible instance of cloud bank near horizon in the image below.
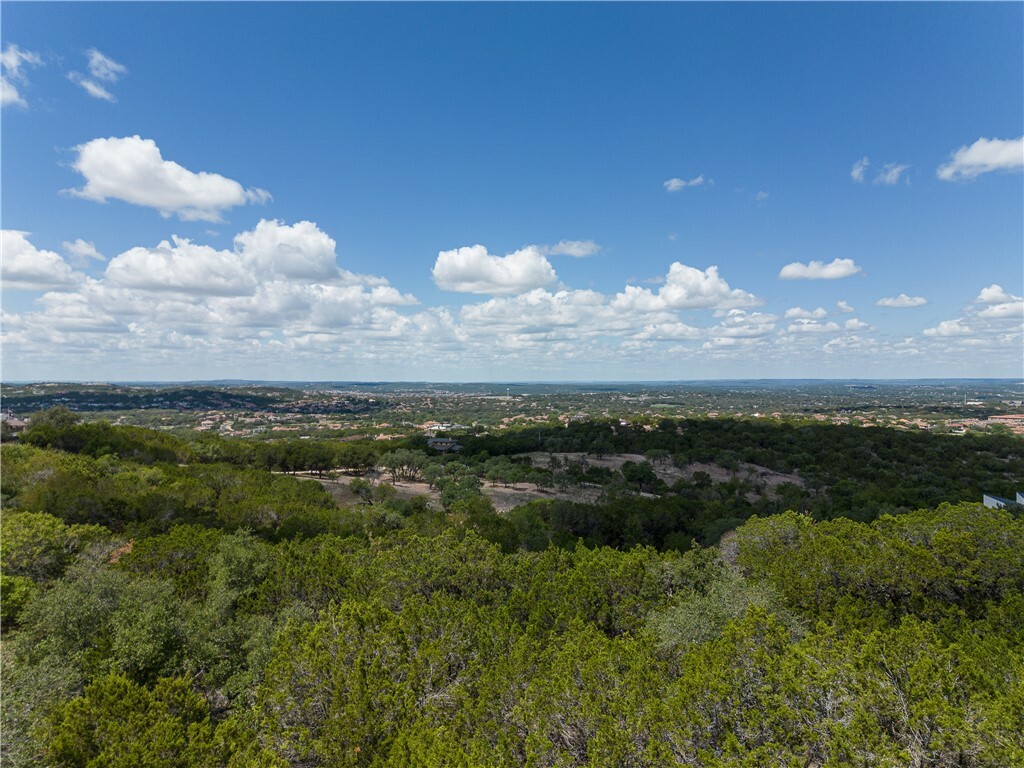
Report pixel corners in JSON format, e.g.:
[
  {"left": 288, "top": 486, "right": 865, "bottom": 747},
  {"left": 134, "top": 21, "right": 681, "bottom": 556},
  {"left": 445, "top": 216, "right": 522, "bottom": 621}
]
[{"left": 3, "top": 220, "right": 1019, "bottom": 380}]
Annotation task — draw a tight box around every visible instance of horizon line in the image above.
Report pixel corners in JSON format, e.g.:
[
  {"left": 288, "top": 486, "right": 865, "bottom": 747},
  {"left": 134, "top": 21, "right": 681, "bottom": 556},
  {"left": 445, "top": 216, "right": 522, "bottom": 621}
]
[{"left": 3, "top": 378, "right": 1022, "bottom": 386}]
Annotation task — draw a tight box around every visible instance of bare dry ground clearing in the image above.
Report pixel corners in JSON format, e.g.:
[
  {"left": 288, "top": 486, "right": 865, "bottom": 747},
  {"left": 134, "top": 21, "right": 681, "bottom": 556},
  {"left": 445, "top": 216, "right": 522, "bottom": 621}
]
[
  {"left": 522, "top": 452, "right": 805, "bottom": 499},
  {"left": 547, "top": 453, "right": 804, "bottom": 503},
  {"left": 309, "top": 453, "right": 804, "bottom": 511},
  {"left": 314, "top": 474, "right": 604, "bottom": 512}
]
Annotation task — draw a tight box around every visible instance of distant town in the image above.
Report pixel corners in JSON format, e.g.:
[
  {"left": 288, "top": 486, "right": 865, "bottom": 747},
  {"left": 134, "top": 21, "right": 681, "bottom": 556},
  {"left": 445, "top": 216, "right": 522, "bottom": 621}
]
[{"left": 3, "top": 379, "right": 1022, "bottom": 442}]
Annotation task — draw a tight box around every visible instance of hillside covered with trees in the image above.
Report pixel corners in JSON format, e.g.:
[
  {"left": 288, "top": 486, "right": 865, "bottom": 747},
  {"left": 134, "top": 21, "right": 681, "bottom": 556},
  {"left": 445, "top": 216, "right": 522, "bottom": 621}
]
[{"left": 2, "top": 414, "right": 1023, "bottom": 766}]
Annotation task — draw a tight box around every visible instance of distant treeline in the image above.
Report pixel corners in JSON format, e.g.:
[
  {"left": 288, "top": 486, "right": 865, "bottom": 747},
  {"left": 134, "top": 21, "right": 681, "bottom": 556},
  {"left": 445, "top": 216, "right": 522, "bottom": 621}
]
[{"left": 1, "top": 387, "right": 384, "bottom": 414}]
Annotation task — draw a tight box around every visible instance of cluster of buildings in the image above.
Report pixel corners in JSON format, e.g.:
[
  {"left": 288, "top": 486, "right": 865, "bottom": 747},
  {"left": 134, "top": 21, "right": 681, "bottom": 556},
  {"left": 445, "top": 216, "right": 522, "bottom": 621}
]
[{"left": 986, "top": 414, "right": 1024, "bottom": 434}]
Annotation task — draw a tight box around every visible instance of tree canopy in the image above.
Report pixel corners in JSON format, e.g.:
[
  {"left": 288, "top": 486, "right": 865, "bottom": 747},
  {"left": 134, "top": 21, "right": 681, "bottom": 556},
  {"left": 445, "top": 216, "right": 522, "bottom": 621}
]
[{"left": 2, "top": 417, "right": 1022, "bottom": 766}]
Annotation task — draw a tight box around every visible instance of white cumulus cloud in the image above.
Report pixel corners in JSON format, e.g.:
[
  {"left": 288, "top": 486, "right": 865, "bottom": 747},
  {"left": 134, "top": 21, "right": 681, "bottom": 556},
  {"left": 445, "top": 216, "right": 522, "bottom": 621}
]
[
  {"left": 2, "top": 220, "right": 422, "bottom": 368},
  {"left": 66, "top": 136, "right": 272, "bottom": 222},
  {"left": 102, "top": 219, "right": 397, "bottom": 299},
  {"left": 836, "top": 300, "right": 855, "bottom": 313},
  {"left": 459, "top": 289, "right": 606, "bottom": 334},
  {"left": 785, "top": 306, "right": 828, "bottom": 319},
  {"left": 937, "top": 136, "right": 1024, "bottom": 181},
  {"left": 976, "top": 284, "right": 1021, "bottom": 304},
  {"left": 613, "top": 263, "right": 759, "bottom": 312},
  {"left": 62, "top": 239, "right": 106, "bottom": 264},
  {"left": 106, "top": 236, "right": 257, "bottom": 296},
  {"left": 33, "top": 291, "right": 123, "bottom": 334},
  {"left": 978, "top": 301, "right": 1023, "bottom": 320},
  {"left": 664, "top": 174, "right": 707, "bottom": 191},
  {"left": 636, "top": 321, "right": 702, "bottom": 341},
  {"left": 235, "top": 219, "right": 341, "bottom": 281},
  {"left": 432, "top": 245, "right": 557, "bottom": 295},
  {"left": 918, "top": 284, "right": 1023, "bottom": 353},
  {"left": 1, "top": 230, "right": 82, "bottom": 290},
  {"left": 787, "top": 320, "right": 841, "bottom": 333},
  {"left": 1, "top": 43, "right": 42, "bottom": 108},
  {"left": 876, "top": 294, "right": 927, "bottom": 308},
  {"left": 710, "top": 309, "right": 777, "bottom": 338},
  {"left": 779, "top": 258, "right": 861, "bottom": 280},
  {"left": 923, "top": 319, "right": 972, "bottom": 337}
]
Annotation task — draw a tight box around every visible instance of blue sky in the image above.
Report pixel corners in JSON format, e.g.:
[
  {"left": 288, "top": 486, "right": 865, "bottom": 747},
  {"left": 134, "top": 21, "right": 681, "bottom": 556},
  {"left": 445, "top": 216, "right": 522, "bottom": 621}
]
[{"left": 2, "top": 2, "right": 1022, "bottom": 381}]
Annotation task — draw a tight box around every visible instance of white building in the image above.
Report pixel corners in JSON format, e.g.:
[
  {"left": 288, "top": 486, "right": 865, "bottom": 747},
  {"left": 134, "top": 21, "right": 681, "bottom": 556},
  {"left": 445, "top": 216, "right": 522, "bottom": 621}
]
[{"left": 983, "top": 492, "right": 1024, "bottom": 509}]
